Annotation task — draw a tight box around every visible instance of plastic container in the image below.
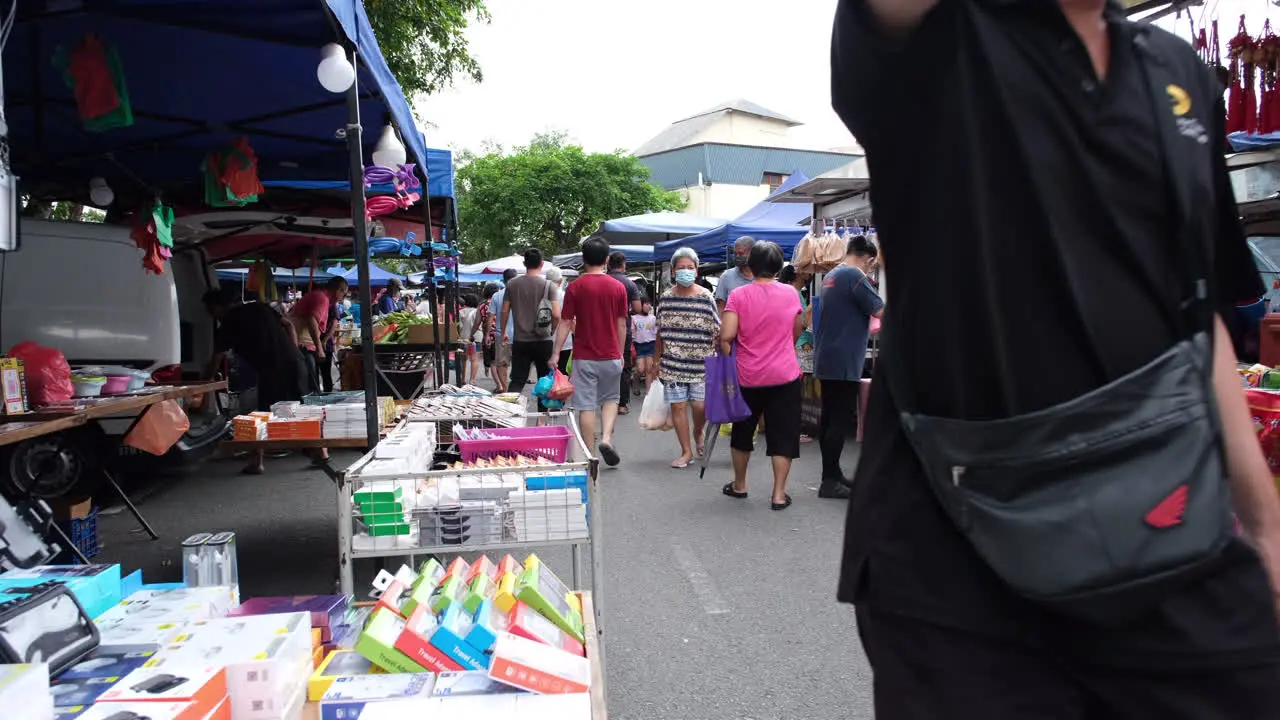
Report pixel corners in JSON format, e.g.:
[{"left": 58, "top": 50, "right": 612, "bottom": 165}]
[
  {"left": 458, "top": 426, "right": 572, "bottom": 463},
  {"left": 71, "top": 376, "right": 107, "bottom": 397},
  {"left": 58, "top": 510, "right": 100, "bottom": 559},
  {"left": 78, "top": 366, "right": 149, "bottom": 391},
  {"left": 102, "top": 375, "right": 132, "bottom": 394}
]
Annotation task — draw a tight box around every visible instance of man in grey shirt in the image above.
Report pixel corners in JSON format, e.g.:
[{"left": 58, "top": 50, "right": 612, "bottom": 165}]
[{"left": 714, "top": 236, "right": 757, "bottom": 312}]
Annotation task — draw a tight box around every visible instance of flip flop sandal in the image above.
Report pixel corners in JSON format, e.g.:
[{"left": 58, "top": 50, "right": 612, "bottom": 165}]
[
  {"left": 241, "top": 465, "right": 265, "bottom": 476},
  {"left": 671, "top": 457, "right": 694, "bottom": 469},
  {"left": 598, "top": 443, "right": 621, "bottom": 467},
  {"left": 771, "top": 494, "right": 793, "bottom": 511},
  {"left": 722, "top": 483, "right": 748, "bottom": 499}
]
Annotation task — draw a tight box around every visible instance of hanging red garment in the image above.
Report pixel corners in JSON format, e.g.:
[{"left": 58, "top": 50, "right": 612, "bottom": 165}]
[
  {"left": 1228, "top": 18, "right": 1257, "bottom": 135},
  {"left": 66, "top": 34, "right": 121, "bottom": 121},
  {"left": 219, "top": 137, "right": 265, "bottom": 199},
  {"left": 1261, "top": 25, "right": 1280, "bottom": 134}
]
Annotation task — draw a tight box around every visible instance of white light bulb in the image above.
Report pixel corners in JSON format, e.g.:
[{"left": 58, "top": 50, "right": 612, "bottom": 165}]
[
  {"left": 317, "top": 43, "right": 355, "bottom": 94},
  {"left": 88, "top": 177, "right": 113, "bottom": 207},
  {"left": 371, "top": 124, "right": 406, "bottom": 169}
]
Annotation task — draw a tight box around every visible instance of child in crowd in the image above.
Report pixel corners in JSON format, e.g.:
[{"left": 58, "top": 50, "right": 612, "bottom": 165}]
[{"left": 632, "top": 299, "right": 658, "bottom": 394}]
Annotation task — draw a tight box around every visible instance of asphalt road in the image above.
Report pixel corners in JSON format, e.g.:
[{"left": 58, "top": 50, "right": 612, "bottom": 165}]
[{"left": 94, "top": 399, "right": 875, "bottom": 719}]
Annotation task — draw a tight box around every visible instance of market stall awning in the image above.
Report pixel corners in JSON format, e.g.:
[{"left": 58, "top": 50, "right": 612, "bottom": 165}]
[
  {"left": 597, "top": 212, "right": 728, "bottom": 246},
  {"left": 341, "top": 262, "right": 404, "bottom": 287},
  {"left": 8, "top": 0, "right": 429, "bottom": 207},
  {"left": 459, "top": 255, "right": 558, "bottom": 275},
  {"left": 654, "top": 172, "right": 812, "bottom": 262},
  {"left": 214, "top": 265, "right": 340, "bottom": 284},
  {"left": 260, "top": 148, "right": 456, "bottom": 200},
  {"left": 554, "top": 244, "right": 657, "bottom": 267}
]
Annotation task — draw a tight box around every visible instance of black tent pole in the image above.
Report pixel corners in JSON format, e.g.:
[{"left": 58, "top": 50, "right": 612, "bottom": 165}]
[
  {"left": 344, "top": 49, "right": 379, "bottom": 445},
  {"left": 418, "top": 166, "right": 445, "bottom": 385}
]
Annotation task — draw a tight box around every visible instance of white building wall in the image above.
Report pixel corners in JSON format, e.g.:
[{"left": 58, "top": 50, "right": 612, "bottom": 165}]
[
  {"left": 680, "top": 183, "right": 773, "bottom": 220},
  {"left": 684, "top": 113, "right": 800, "bottom": 150}
]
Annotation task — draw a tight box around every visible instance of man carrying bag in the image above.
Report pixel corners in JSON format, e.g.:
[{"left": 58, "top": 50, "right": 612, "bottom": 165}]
[{"left": 832, "top": 0, "right": 1280, "bottom": 716}]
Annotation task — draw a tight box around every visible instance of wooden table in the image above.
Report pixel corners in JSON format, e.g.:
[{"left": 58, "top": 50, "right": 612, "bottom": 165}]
[
  {"left": 219, "top": 415, "right": 401, "bottom": 484},
  {"left": 2, "top": 381, "right": 227, "bottom": 422},
  {"left": 0, "top": 414, "right": 87, "bottom": 447}
]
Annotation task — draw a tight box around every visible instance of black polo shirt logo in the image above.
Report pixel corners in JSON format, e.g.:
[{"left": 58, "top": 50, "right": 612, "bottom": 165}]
[{"left": 1167, "top": 84, "right": 1209, "bottom": 146}]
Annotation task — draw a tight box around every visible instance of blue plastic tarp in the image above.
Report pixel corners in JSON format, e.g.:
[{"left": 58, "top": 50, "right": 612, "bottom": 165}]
[
  {"left": 215, "top": 266, "right": 341, "bottom": 284},
  {"left": 261, "top": 148, "right": 455, "bottom": 199},
  {"left": 342, "top": 262, "right": 405, "bottom": 287},
  {"left": 1229, "top": 132, "right": 1280, "bottom": 152},
  {"left": 654, "top": 172, "right": 814, "bottom": 262},
  {"left": 599, "top": 212, "right": 727, "bottom": 246},
  {"left": 7, "top": 1, "right": 428, "bottom": 197}
]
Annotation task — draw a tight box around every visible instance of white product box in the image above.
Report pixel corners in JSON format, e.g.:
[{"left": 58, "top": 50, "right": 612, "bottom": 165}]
[
  {"left": 512, "top": 692, "right": 592, "bottom": 718},
  {"left": 318, "top": 673, "right": 435, "bottom": 718},
  {"left": 157, "top": 612, "right": 312, "bottom": 720},
  {"left": 96, "top": 587, "right": 235, "bottom": 627},
  {"left": 0, "top": 664, "right": 53, "bottom": 720},
  {"left": 77, "top": 701, "right": 201, "bottom": 720},
  {"left": 97, "top": 619, "right": 189, "bottom": 646}
]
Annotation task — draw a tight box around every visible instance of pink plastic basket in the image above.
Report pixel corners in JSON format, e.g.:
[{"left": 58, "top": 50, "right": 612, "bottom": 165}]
[{"left": 458, "top": 426, "right": 572, "bottom": 463}]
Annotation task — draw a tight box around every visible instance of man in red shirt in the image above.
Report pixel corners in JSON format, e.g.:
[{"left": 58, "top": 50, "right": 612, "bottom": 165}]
[
  {"left": 290, "top": 276, "right": 348, "bottom": 394},
  {"left": 553, "top": 237, "right": 628, "bottom": 466}
]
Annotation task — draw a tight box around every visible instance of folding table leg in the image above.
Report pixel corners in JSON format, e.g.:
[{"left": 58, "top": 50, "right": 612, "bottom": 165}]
[
  {"left": 48, "top": 520, "right": 92, "bottom": 565},
  {"left": 102, "top": 469, "right": 159, "bottom": 540}
]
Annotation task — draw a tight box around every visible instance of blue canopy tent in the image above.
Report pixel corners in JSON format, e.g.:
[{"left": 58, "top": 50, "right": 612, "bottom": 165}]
[
  {"left": 654, "top": 172, "right": 814, "bottom": 262},
  {"left": 554, "top": 244, "right": 656, "bottom": 268},
  {"left": 342, "top": 263, "right": 405, "bottom": 288},
  {"left": 214, "top": 266, "right": 341, "bottom": 284},
  {"left": 598, "top": 212, "right": 727, "bottom": 246},
  {"left": 261, "top": 147, "right": 455, "bottom": 201}
]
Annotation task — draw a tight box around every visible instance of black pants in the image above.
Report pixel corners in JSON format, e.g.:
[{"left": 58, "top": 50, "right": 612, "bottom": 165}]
[
  {"left": 618, "top": 335, "right": 634, "bottom": 407},
  {"left": 557, "top": 349, "right": 572, "bottom": 375},
  {"left": 855, "top": 606, "right": 1280, "bottom": 719},
  {"left": 509, "top": 340, "right": 553, "bottom": 395},
  {"left": 819, "top": 378, "right": 861, "bottom": 482},
  {"left": 730, "top": 379, "right": 802, "bottom": 459},
  {"left": 318, "top": 348, "right": 335, "bottom": 393},
  {"left": 299, "top": 347, "right": 320, "bottom": 395}
]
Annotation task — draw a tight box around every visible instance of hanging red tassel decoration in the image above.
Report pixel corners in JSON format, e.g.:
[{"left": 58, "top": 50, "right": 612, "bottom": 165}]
[
  {"left": 1262, "top": 23, "right": 1280, "bottom": 134},
  {"left": 1228, "top": 17, "right": 1257, "bottom": 134}
]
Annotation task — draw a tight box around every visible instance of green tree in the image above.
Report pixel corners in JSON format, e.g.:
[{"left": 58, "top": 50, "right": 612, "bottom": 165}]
[
  {"left": 365, "top": 0, "right": 489, "bottom": 98},
  {"left": 455, "top": 133, "right": 684, "bottom": 260}
]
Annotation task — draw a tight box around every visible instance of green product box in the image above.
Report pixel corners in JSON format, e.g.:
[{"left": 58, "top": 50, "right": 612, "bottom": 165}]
[
  {"left": 356, "top": 501, "right": 405, "bottom": 515},
  {"left": 364, "top": 522, "right": 411, "bottom": 537},
  {"left": 515, "top": 565, "right": 585, "bottom": 644},
  {"left": 429, "top": 575, "right": 467, "bottom": 615},
  {"left": 401, "top": 560, "right": 445, "bottom": 618},
  {"left": 353, "top": 486, "right": 404, "bottom": 505},
  {"left": 355, "top": 607, "right": 429, "bottom": 674},
  {"left": 463, "top": 574, "right": 497, "bottom": 614}
]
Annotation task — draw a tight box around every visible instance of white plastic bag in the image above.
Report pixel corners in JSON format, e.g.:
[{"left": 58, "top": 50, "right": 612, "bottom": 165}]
[{"left": 638, "top": 380, "right": 671, "bottom": 431}]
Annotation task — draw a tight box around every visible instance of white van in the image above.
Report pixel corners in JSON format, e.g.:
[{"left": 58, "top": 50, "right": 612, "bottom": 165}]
[{"left": 0, "top": 219, "right": 228, "bottom": 496}]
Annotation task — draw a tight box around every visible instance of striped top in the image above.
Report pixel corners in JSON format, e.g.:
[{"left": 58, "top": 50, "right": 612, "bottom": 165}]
[{"left": 656, "top": 287, "right": 720, "bottom": 384}]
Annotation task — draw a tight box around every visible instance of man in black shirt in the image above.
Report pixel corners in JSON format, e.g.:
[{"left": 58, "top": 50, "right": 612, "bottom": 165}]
[
  {"left": 833, "top": 0, "right": 1280, "bottom": 716},
  {"left": 607, "top": 251, "right": 643, "bottom": 413},
  {"left": 204, "top": 288, "right": 306, "bottom": 474}
]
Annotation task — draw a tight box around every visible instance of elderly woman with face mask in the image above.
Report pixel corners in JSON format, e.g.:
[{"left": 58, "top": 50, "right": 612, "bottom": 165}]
[{"left": 653, "top": 247, "right": 720, "bottom": 468}]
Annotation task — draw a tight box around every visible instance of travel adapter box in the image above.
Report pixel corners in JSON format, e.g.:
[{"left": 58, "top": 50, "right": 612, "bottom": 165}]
[
  {"left": 494, "top": 572, "right": 519, "bottom": 613},
  {"left": 431, "top": 671, "right": 526, "bottom": 698},
  {"left": 76, "top": 701, "right": 204, "bottom": 720},
  {"left": 466, "top": 556, "right": 500, "bottom": 584},
  {"left": 428, "top": 605, "right": 489, "bottom": 671},
  {"left": 463, "top": 574, "right": 497, "bottom": 614},
  {"left": 308, "top": 650, "right": 377, "bottom": 701},
  {"left": 49, "top": 676, "right": 123, "bottom": 707},
  {"left": 0, "top": 565, "right": 122, "bottom": 619},
  {"left": 318, "top": 674, "right": 435, "bottom": 720},
  {"left": 355, "top": 608, "right": 428, "bottom": 674},
  {"left": 508, "top": 602, "right": 585, "bottom": 656},
  {"left": 488, "top": 632, "right": 590, "bottom": 695},
  {"left": 98, "top": 663, "right": 227, "bottom": 718},
  {"left": 497, "top": 555, "right": 524, "bottom": 578},
  {"left": 514, "top": 565, "right": 585, "bottom": 643},
  {"left": 466, "top": 600, "right": 509, "bottom": 654},
  {"left": 416, "top": 558, "right": 445, "bottom": 588},
  {"left": 400, "top": 564, "right": 447, "bottom": 618},
  {"left": 60, "top": 644, "right": 160, "bottom": 680},
  {"left": 442, "top": 557, "right": 470, "bottom": 581},
  {"left": 392, "top": 606, "right": 463, "bottom": 673},
  {"left": 0, "top": 663, "right": 54, "bottom": 720},
  {"left": 428, "top": 575, "right": 467, "bottom": 615},
  {"left": 156, "top": 612, "right": 312, "bottom": 720}
]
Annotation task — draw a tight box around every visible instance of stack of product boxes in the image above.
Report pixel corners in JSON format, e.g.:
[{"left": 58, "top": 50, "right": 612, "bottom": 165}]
[{"left": 231, "top": 414, "right": 269, "bottom": 442}]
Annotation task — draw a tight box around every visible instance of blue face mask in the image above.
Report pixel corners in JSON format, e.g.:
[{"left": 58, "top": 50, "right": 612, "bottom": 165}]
[{"left": 674, "top": 268, "right": 697, "bottom": 287}]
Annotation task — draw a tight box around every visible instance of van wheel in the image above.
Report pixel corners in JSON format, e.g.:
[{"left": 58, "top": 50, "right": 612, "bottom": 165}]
[{"left": 2, "top": 434, "right": 90, "bottom": 499}]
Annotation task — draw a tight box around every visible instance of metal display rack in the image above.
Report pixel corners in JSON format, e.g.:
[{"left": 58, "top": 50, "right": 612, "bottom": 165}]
[{"left": 335, "top": 409, "right": 604, "bottom": 661}]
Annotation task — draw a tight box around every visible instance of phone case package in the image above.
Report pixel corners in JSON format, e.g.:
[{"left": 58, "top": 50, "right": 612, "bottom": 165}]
[
  {"left": 98, "top": 662, "right": 227, "bottom": 719},
  {"left": 318, "top": 674, "right": 435, "bottom": 720},
  {"left": 488, "top": 632, "right": 590, "bottom": 695},
  {"left": 308, "top": 649, "right": 378, "bottom": 702},
  {"left": 355, "top": 608, "right": 428, "bottom": 674},
  {"left": 0, "top": 582, "right": 100, "bottom": 676},
  {"left": 0, "top": 663, "right": 54, "bottom": 720},
  {"left": 392, "top": 606, "right": 463, "bottom": 674}
]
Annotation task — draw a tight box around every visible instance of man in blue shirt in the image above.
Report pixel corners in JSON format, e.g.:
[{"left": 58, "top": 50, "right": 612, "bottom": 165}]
[
  {"left": 813, "top": 235, "right": 883, "bottom": 500},
  {"left": 489, "top": 269, "right": 518, "bottom": 392}
]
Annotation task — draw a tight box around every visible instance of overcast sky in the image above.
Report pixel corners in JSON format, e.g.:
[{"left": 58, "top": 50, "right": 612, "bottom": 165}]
[{"left": 415, "top": 0, "right": 1269, "bottom": 156}]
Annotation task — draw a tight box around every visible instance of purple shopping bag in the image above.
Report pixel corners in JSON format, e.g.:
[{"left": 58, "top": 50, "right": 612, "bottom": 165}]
[{"left": 704, "top": 349, "right": 752, "bottom": 424}]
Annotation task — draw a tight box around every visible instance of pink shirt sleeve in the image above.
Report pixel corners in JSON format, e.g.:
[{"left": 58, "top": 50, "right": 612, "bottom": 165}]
[{"left": 292, "top": 292, "right": 329, "bottom": 332}]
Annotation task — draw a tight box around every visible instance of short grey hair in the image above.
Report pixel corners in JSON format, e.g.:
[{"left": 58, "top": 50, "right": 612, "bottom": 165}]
[
  {"left": 545, "top": 266, "right": 563, "bottom": 284},
  {"left": 733, "top": 236, "right": 757, "bottom": 252},
  {"left": 670, "top": 247, "right": 700, "bottom": 267}
]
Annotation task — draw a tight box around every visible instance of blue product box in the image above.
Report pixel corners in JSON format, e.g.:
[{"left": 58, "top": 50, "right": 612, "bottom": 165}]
[
  {"left": 119, "top": 570, "right": 144, "bottom": 600},
  {"left": 430, "top": 605, "right": 489, "bottom": 670},
  {"left": 524, "top": 470, "right": 590, "bottom": 511},
  {"left": 465, "top": 600, "right": 507, "bottom": 654},
  {"left": 59, "top": 644, "right": 161, "bottom": 680},
  {"left": 0, "top": 564, "right": 122, "bottom": 618},
  {"left": 49, "top": 676, "right": 121, "bottom": 707}
]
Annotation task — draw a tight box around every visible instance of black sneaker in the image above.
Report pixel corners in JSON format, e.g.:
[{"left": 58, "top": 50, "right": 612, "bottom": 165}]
[{"left": 818, "top": 481, "right": 852, "bottom": 499}]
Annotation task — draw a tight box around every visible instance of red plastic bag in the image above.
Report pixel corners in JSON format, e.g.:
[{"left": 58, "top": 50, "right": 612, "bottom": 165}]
[
  {"left": 549, "top": 369, "right": 575, "bottom": 401},
  {"left": 124, "top": 399, "right": 189, "bottom": 455},
  {"left": 8, "top": 342, "right": 73, "bottom": 406}
]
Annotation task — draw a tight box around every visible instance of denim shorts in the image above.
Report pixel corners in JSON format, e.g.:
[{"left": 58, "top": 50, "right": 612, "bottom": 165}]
[{"left": 664, "top": 380, "right": 705, "bottom": 404}]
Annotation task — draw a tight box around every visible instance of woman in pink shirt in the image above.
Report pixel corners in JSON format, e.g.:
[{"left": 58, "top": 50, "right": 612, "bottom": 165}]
[{"left": 719, "top": 241, "right": 804, "bottom": 511}]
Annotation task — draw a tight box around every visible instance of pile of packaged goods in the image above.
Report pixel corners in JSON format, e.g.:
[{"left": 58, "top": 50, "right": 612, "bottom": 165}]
[
  {"left": 349, "top": 423, "right": 589, "bottom": 549},
  {"left": 405, "top": 395, "right": 525, "bottom": 426},
  {"left": 230, "top": 396, "right": 396, "bottom": 443},
  {"left": 0, "top": 554, "right": 592, "bottom": 719}
]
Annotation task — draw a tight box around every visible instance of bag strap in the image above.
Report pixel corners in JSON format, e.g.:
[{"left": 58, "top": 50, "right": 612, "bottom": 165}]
[{"left": 883, "top": 25, "right": 1212, "bottom": 420}]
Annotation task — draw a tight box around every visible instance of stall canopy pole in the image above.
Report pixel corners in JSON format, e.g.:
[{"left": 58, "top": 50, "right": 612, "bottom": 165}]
[
  {"left": 345, "top": 48, "right": 380, "bottom": 445},
  {"left": 419, "top": 165, "right": 445, "bottom": 384}
]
